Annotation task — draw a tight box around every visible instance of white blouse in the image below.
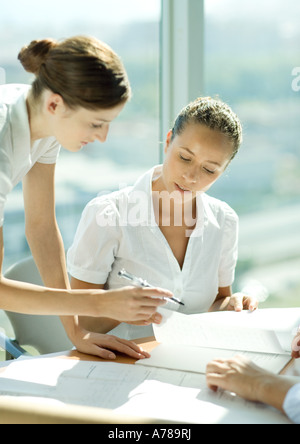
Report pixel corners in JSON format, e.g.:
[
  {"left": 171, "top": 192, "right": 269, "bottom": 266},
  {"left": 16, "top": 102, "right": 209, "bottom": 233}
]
[
  {"left": 67, "top": 166, "right": 239, "bottom": 340},
  {"left": 0, "top": 84, "right": 60, "bottom": 227}
]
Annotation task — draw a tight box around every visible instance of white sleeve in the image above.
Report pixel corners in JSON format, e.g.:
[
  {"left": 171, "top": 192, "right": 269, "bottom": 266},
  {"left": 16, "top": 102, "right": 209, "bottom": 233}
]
[
  {"left": 283, "top": 383, "right": 300, "bottom": 424},
  {"left": 0, "top": 116, "right": 13, "bottom": 227},
  {"left": 37, "top": 139, "right": 61, "bottom": 165},
  {"left": 67, "top": 198, "right": 121, "bottom": 285},
  {"left": 218, "top": 206, "right": 239, "bottom": 288}
]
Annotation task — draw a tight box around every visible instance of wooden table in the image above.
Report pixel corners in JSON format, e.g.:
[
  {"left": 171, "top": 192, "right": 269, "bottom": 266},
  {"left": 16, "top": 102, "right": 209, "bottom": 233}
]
[{"left": 61, "top": 336, "right": 158, "bottom": 365}]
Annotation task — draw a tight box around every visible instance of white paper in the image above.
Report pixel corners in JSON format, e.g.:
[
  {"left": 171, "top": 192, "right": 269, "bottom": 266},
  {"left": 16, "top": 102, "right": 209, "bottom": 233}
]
[
  {"left": 135, "top": 308, "right": 299, "bottom": 375},
  {"left": 137, "top": 343, "right": 292, "bottom": 374},
  {"left": 0, "top": 356, "right": 291, "bottom": 424},
  {"left": 154, "top": 307, "right": 300, "bottom": 353}
]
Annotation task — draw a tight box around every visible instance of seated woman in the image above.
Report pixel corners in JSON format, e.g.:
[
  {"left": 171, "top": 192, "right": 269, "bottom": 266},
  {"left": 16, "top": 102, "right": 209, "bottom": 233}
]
[{"left": 67, "top": 97, "right": 259, "bottom": 341}]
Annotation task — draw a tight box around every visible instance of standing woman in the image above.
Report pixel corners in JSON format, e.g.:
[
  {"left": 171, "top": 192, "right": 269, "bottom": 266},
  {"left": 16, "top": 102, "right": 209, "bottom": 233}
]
[{"left": 0, "top": 36, "right": 171, "bottom": 359}]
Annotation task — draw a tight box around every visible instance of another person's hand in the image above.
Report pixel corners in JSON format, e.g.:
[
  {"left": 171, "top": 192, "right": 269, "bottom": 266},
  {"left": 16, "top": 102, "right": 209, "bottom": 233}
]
[
  {"left": 206, "top": 356, "right": 296, "bottom": 412},
  {"left": 206, "top": 356, "right": 267, "bottom": 401},
  {"left": 292, "top": 328, "right": 300, "bottom": 359},
  {"left": 226, "top": 292, "right": 259, "bottom": 312}
]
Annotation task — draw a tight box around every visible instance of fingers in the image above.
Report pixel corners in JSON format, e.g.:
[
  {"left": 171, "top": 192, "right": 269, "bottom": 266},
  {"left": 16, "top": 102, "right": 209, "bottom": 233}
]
[
  {"left": 125, "top": 287, "right": 172, "bottom": 321},
  {"left": 206, "top": 356, "right": 253, "bottom": 392},
  {"left": 103, "top": 286, "right": 173, "bottom": 322},
  {"left": 229, "top": 293, "right": 258, "bottom": 312},
  {"left": 247, "top": 297, "right": 259, "bottom": 312},
  {"left": 139, "top": 287, "right": 174, "bottom": 304},
  {"left": 206, "top": 359, "right": 230, "bottom": 391},
  {"left": 89, "top": 335, "right": 151, "bottom": 360},
  {"left": 291, "top": 334, "right": 300, "bottom": 359},
  {"left": 129, "top": 312, "right": 163, "bottom": 326}
]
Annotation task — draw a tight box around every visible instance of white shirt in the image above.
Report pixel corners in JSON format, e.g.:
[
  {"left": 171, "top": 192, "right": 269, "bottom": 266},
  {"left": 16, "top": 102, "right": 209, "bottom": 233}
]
[
  {"left": 67, "top": 166, "right": 239, "bottom": 340},
  {"left": 283, "top": 383, "right": 300, "bottom": 424},
  {"left": 0, "top": 84, "right": 60, "bottom": 227}
]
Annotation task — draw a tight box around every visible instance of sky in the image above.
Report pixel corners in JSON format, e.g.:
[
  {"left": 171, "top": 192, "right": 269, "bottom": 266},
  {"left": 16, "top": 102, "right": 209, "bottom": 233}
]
[
  {"left": 0, "top": 0, "right": 161, "bottom": 25},
  {"left": 205, "top": 0, "right": 300, "bottom": 21},
  {"left": 1, "top": 0, "right": 299, "bottom": 26}
]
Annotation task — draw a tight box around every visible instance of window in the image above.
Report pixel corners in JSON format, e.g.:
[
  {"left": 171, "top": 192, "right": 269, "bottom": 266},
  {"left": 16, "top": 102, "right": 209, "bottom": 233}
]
[
  {"left": 204, "top": 0, "right": 300, "bottom": 307},
  {"left": 0, "top": 0, "right": 161, "bottom": 269},
  {"left": 1, "top": 0, "right": 299, "bottom": 309}
]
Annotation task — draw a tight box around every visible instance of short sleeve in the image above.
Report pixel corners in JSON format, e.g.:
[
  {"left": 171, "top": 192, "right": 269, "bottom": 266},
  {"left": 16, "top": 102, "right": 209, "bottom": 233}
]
[
  {"left": 67, "top": 197, "right": 121, "bottom": 285},
  {"left": 218, "top": 205, "right": 239, "bottom": 287},
  {"left": 37, "top": 139, "right": 61, "bottom": 165},
  {"left": 0, "top": 113, "right": 13, "bottom": 227}
]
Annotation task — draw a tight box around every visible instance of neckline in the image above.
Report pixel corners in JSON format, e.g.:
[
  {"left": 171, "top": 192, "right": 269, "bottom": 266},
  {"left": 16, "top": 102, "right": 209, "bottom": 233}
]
[{"left": 147, "top": 166, "right": 204, "bottom": 273}]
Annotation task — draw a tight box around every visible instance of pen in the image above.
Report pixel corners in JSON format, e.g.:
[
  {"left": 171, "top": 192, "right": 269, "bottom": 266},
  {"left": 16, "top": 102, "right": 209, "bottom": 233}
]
[{"left": 118, "top": 268, "right": 185, "bottom": 306}]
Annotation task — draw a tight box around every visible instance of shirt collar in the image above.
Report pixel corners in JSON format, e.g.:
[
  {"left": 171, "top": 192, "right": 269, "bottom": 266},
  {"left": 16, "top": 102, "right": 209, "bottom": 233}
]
[{"left": 129, "top": 165, "right": 220, "bottom": 232}]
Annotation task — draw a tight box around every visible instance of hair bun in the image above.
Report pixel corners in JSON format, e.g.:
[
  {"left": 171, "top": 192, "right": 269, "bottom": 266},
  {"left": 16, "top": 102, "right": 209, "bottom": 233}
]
[{"left": 18, "top": 39, "right": 58, "bottom": 75}]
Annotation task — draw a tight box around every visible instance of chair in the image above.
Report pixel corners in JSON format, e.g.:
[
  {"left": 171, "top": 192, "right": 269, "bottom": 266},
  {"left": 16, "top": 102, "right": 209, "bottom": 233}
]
[
  {"left": 3, "top": 256, "right": 73, "bottom": 359},
  {"left": 0, "top": 331, "right": 28, "bottom": 359}
]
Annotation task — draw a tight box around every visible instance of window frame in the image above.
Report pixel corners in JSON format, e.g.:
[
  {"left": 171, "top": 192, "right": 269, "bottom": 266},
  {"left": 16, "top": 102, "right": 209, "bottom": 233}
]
[{"left": 159, "top": 0, "right": 205, "bottom": 159}]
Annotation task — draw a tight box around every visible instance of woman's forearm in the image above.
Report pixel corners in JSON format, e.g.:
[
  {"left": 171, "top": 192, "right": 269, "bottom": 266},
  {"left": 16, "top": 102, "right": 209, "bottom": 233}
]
[
  {"left": 0, "top": 276, "right": 101, "bottom": 316},
  {"left": 79, "top": 315, "right": 120, "bottom": 334}
]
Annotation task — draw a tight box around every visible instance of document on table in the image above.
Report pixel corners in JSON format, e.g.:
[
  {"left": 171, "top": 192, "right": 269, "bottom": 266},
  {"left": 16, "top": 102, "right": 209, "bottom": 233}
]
[
  {"left": 0, "top": 356, "right": 291, "bottom": 424},
  {"left": 137, "top": 308, "right": 300, "bottom": 374}
]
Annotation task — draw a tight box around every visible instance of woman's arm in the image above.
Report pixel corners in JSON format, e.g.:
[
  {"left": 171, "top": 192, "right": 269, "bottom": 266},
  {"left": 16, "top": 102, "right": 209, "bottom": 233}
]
[
  {"left": 0, "top": 227, "right": 96, "bottom": 315},
  {"left": 0, "top": 164, "right": 169, "bottom": 316},
  {"left": 70, "top": 276, "right": 120, "bottom": 334},
  {"left": 19, "top": 162, "right": 168, "bottom": 358},
  {"left": 23, "top": 162, "right": 75, "bottom": 337}
]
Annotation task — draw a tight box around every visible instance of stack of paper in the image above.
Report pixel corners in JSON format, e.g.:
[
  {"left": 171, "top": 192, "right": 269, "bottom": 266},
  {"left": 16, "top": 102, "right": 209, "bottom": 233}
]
[{"left": 136, "top": 308, "right": 300, "bottom": 374}]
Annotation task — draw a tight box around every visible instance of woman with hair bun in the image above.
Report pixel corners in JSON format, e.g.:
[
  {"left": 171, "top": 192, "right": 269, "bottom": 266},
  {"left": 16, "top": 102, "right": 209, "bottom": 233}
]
[
  {"left": 68, "top": 97, "right": 260, "bottom": 341},
  {"left": 0, "top": 36, "right": 171, "bottom": 359}
]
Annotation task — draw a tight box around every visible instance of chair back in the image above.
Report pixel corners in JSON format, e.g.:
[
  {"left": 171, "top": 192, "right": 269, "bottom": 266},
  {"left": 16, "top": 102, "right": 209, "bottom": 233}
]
[{"left": 4, "top": 257, "right": 73, "bottom": 355}]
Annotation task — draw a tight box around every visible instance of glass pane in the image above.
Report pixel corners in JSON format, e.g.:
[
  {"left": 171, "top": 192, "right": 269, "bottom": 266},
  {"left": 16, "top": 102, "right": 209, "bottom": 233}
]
[
  {"left": 0, "top": 0, "right": 161, "bottom": 269},
  {"left": 204, "top": 0, "right": 300, "bottom": 307}
]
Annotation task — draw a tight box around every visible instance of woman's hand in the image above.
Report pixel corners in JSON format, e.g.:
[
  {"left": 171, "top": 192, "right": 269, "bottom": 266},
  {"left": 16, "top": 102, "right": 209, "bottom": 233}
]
[
  {"left": 71, "top": 327, "right": 151, "bottom": 360},
  {"left": 226, "top": 292, "right": 259, "bottom": 312},
  {"left": 126, "top": 312, "right": 163, "bottom": 327},
  {"left": 94, "top": 286, "right": 172, "bottom": 322},
  {"left": 210, "top": 287, "right": 259, "bottom": 313}
]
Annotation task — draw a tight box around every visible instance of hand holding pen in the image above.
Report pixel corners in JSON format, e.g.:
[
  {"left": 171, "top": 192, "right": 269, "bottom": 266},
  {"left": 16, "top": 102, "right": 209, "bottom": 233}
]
[{"left": 118, "top": 269, "right": 184, "bottom": 307}]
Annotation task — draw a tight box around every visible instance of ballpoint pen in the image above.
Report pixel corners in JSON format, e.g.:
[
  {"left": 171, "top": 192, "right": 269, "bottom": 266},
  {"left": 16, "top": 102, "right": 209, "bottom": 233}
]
[{"left": 118, "top": 268, "right": 185, "bottom": 306}]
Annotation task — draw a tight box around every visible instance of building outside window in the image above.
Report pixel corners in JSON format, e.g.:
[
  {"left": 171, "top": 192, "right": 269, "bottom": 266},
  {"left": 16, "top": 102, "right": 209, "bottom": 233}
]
[
  {"left": 0, "top": 0, "right": 299, "bottom": 314},
  {"left": 0, "top": 0, "right": 161, "bottom": 270},
  {"left": 205, "top": 0, "right": 300, "bottom": 307}
]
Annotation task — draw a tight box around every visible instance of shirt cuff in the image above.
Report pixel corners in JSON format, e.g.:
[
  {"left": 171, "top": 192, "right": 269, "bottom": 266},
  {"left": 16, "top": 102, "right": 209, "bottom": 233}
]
[{"left": 283, "top": 383, "right": 300, "bottom": 424}]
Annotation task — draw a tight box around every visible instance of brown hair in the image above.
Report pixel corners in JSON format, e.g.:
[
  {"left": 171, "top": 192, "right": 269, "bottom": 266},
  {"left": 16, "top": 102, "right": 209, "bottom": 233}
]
[
  {"left": 18, "top": 35, "right": 131, "bottom": 110},
  {"left": 171, "top": 97, "right": 243, "bottom": 160}
]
